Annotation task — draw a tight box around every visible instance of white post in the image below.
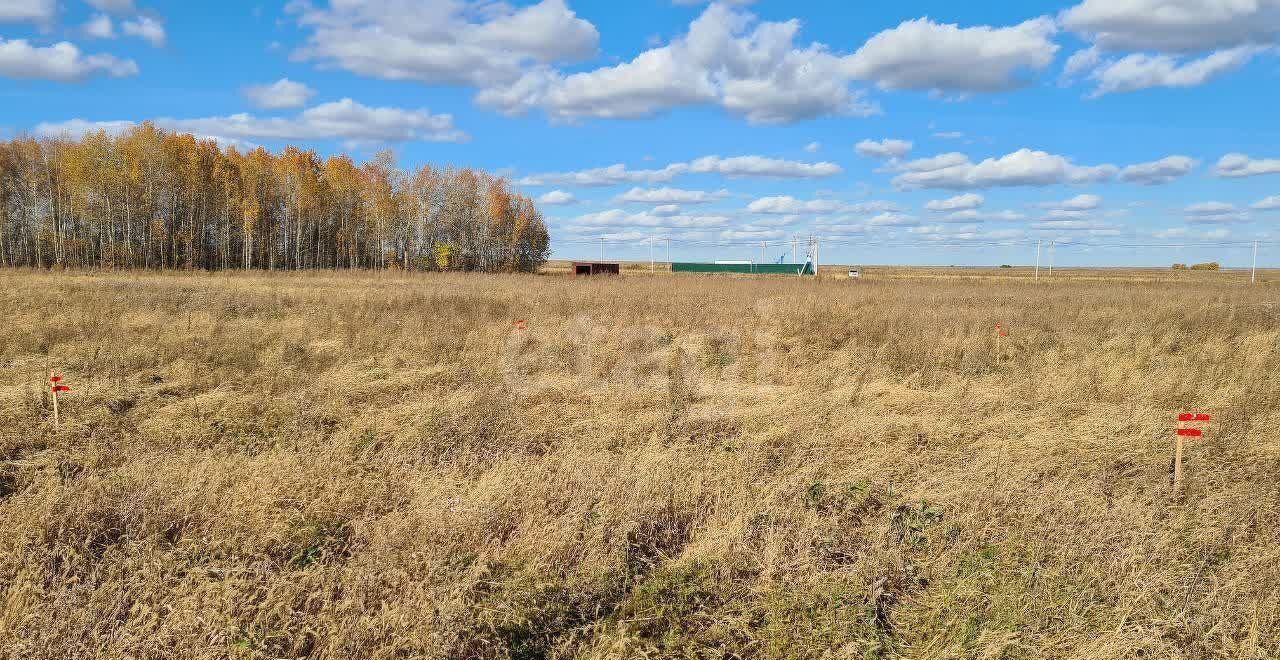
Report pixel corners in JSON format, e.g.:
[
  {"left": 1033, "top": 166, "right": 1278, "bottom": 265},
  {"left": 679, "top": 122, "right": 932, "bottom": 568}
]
[
  {"left": 1252, "top": 240, "right": 1258, "bottom": 284},
  {"left": 1174, "top": 420, "right": 1185, "bottom": 491},
  {"left": 599, "top": 237, "right": 605, "bottom": 263},
  {"left": 50, "top": 372, "right": 59, "bottom": 431},
  {"left": 761, "top": 241, "right": 766, "bottom": 264},
  {"left": 650, "top": 240, "right": 654, "bottom": 273},
  {"left": 1049, "top": 240, "right": 1055, "bottom": 276},
  {"left": 1035, "top": 239, "right": 1041, "bottom": 280},
  {"left": 666, "top": 238, "right": 671, "bottom": 271},
  {"left": 814, "top": 237, "right": 820, "bottom": 277},
  {"left": 791, "top": 237, "right": 797, "bottom": 263}
]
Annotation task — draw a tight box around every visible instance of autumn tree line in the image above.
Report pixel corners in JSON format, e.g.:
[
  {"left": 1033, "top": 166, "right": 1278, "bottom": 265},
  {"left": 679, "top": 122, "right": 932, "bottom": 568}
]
[{"left": 0, "top": 123, "right": 551, "bottom": 272}]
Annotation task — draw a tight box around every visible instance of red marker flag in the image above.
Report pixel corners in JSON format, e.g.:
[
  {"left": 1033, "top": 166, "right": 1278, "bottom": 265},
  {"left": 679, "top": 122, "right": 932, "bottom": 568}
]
[
  {"left": 1176, "top": 428, "right": 1202, "bottom": 437},
  {"left": 52, "top": 385, "right": 71, "bottom": 393},
  {"left": 50, "top": 375, "right": 62, "bottom": 383},
  {"left": 1178, "top": 412, "right": 1211, "bottom": 422},
  {"left": 995, "top": 323, "right": 1008, "bottom": 337}
]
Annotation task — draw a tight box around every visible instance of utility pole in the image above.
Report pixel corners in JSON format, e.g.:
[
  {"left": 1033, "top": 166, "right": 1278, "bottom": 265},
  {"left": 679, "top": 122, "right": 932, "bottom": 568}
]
[
  {"left": 806, "top": 235, "right": 819, "bottom": 278},
  {"left": 1035, "top": 239, "right": 1041, "bottom": 280},
  {"left": 599, "top": 237, "right": 605, "bottom": 262},
  {"left": 1252, "top": 240, "right": 1259, "bottom": 284},
  {"left": 649, "top": 240, "right": 654, "bottom": 273},
  {"left": 791, "top": 236, "right": 798, "bottom": 263},
  {"left": 666, "top": 237, "right": 671, "bottom": 272},
  {"left": 1049, "top": 240, "right": 1055, "bottom": 276},
  {"left": 761, "top": 241, "right": 766, "bottom": 264}
]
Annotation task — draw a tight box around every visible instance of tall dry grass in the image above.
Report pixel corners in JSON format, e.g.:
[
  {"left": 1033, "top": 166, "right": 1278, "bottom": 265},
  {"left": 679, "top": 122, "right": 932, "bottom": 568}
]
[{"left": 0, "top": 268, "right": 1277, "bottom": 659}]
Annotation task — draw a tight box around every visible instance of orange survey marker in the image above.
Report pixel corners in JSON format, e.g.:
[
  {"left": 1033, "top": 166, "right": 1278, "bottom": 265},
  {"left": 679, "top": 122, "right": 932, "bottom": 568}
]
[
  {"left": 1173, "top": 412, "right": 1211, "bottom": 490},
  {"left": 994, "top": 323, "right": 1008, "bottom": 363},
  {"left": 514, "top": 319, "right": 527, "bottom": 331}
]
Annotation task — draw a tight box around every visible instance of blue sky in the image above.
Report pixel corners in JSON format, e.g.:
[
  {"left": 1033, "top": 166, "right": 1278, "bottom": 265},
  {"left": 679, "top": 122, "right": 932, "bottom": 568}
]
[{"left": 2, "top": 0, "right": 1279, "bottom": 266}]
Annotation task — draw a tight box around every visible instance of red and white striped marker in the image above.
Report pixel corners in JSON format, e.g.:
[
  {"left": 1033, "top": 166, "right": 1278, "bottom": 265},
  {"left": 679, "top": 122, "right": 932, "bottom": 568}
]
[{"left": 1174, "top": 412, "right": 1211, "bottom": 489}]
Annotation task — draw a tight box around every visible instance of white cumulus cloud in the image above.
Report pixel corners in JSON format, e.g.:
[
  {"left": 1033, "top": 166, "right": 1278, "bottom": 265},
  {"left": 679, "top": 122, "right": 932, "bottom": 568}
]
[
  {"left": 83, "top": 14, "right": 115, "bottom": 39},
  {"left": 1252, "top": 195, "right": 1280, "bottom": 210},
  {"left": 1086, "top": 46, "right": 1263, "bottom": 96},
  {"left": 865, "top": 212, "right": 920, "bottom": 227},
  {"left": 856, "top": 138, "right": 913, "bottom": 159},
  {"left": 1185, "top": 201, "right": 1250, "bottom": 223},
  {"left": 1038, "top": 194, "right": 1103, "bottom": 210},
  {"left": 0, "top": 38, "right": 137, "bottom": 81},
  {"left": 242, "top": 79, "right": 317, "bottom": 110},
  {"left": 121, "top": 15, "right": 165, "bottom": 47},
  {"left": 1060, "top": 0, "right": 1280, "bottom": 53},
  {"left": 925, "top": 193, "right": 984, "bottom": 211},
  {"left": 485, "top": 3, "right": 878, "bottom": 124},
  {"left": 943, "top": 209, "right": 1026, "bottom": 222},
  {"left": 519, "top": 163, "right": 689, "bottom": 187},
  {"left": 845, "top": 17, "right": 1059, "bottom": 92},
  {"left": 1119, "top": 156, "right": 1197, "bottom": 184},
  {"left": 0, "top": 0, "right": 55, "bottom": 23},
  {"left": 687, "top": 155, "right": 842, "bottom": 178},
  {"left": 1062, "top": 47, "right": 1103, "bottom": 78},
  {"left": 747, "top": 196, "right": 841, "bottom": 214},
  {"left": 748, "top": 196, "right": 898, "bottom": 215},
  {"left": 520, "top": 154, "right": 843, "bottom": 187},
  {"left": 1059, "top": 1, "right": 1280, "bottom": 95},
  {"left": 536, "top": 190, "right": 577, "bottom": 205},
  {"left": 615, "top": 187, "right": 729, "bottom": 204},
  {"left": 290, "top": 0, "right": 599, "bottom": 89},
  {"left": 891, "top": 149, "right": 1118, "bottom": 190},
  {"left": 36, "top": 98, "right": 467, "bottom": 144},
  {"left": 1216, "top": 153, "right": 1280, "bottom": 177}
]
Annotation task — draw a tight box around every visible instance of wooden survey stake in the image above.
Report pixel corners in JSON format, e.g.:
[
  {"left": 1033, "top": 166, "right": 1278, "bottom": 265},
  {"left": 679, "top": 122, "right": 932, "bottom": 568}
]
[
  {"left": 49, "top": 373, "right": 71, "bottom": 430},
  {"left": 1173, "top": 412, "right": 1210, "bottom": 490}
]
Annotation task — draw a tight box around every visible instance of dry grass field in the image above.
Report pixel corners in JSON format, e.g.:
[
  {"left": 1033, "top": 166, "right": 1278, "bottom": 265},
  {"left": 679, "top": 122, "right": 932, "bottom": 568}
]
[{"left": 1, "top": 268, "right": 1278, "bottom": 659}]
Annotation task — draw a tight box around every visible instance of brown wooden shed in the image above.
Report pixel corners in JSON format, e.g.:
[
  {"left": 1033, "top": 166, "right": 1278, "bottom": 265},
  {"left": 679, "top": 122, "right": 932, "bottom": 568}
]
[{"left": 571, "top": 262, "right": 621, "bottom": 276}]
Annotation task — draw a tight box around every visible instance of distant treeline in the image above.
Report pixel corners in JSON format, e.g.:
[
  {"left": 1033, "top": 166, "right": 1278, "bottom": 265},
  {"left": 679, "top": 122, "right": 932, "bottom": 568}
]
[{"left": 0, "top": 123, "right": 550, "bottom": 272}]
